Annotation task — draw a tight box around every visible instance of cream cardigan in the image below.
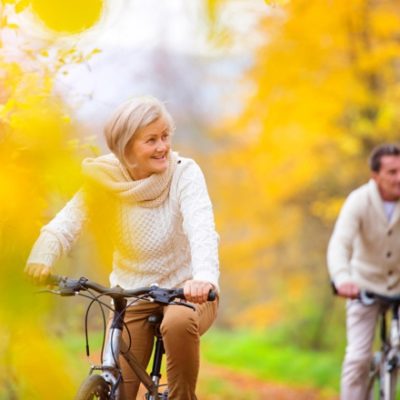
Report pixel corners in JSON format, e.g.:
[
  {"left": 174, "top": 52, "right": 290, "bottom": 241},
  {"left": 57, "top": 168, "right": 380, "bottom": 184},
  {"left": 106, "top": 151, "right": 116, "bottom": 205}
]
[
  {"left": 27, "top": 155, "right": 220, "bottom": 291},
  {"left": 327, "top": 179, "right": 400, "bottom": 295}
]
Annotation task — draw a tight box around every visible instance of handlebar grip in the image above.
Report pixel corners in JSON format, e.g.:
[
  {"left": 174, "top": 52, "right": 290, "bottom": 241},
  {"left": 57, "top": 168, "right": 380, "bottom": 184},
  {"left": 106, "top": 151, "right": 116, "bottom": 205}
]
[
  {"left": 207, "top": 290, "right": 217, "bottom": 302},
  {"left": 45, "top": 274, "right": 63, "bottom": 286},
  {"left": 175, "top": 288, "right": 217, "bottom": 301},
  {"left": 175, "top": 288, "right": 185, "bottom": 299},
  {"left": 44, "top": 274, "right": 84, "bottom": 296}
]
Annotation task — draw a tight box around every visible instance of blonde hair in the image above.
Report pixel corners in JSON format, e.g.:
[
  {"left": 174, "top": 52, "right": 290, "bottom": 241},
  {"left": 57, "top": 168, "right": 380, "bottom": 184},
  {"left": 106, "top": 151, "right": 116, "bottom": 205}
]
[{"left": 104, "top": 96, "right": 175, "bottom": 168}]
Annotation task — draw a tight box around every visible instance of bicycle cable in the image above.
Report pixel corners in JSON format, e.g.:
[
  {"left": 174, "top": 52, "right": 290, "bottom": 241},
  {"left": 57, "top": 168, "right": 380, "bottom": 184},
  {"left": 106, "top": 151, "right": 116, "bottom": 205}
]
[
  {"left": 80, "top": 292, "right": 151, "bottom": 368},
  {"left": 77, "top": 291, "right": 134, "bottom": 363},
  {"left": 82, "top": 291, "right": 108, "bottom": 360}
]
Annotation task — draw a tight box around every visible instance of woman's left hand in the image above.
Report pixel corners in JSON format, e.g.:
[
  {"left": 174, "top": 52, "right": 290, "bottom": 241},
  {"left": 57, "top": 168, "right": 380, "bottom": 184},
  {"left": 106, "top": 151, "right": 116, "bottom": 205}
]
[{"left": 183, "top": 280, "right": 214, "bottom": 304}]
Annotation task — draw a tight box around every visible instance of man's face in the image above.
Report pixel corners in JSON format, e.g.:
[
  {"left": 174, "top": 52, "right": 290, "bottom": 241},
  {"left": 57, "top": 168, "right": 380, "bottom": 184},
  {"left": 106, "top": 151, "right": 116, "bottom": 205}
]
[{"left": 372, "top": 155, "right": 400, "bottom": 201}]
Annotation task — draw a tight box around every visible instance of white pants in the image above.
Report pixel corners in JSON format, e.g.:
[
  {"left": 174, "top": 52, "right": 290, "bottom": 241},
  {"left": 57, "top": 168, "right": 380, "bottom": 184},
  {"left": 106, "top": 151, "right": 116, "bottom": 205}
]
[{"left": 341, "top": 299, "right": 381, "bottom": 400}]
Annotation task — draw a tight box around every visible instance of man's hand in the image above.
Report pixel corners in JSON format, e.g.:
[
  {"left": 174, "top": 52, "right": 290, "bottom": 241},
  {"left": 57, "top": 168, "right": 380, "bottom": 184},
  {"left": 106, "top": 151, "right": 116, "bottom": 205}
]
[
  {"left": 24, "top": 263, "right": 51, "bottom": 285},
  {"left": 183, "top": 280, "right": 214, "bottom": 304},
  {"left": 336, "top": 282, "right": 360, "bottom": 299}
]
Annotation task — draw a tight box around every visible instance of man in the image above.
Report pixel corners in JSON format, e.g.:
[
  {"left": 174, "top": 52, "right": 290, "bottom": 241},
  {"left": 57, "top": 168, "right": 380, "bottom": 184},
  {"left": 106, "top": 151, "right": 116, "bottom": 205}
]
[{"left": 327, "top": 143, "right": 400, "bottom": 399}]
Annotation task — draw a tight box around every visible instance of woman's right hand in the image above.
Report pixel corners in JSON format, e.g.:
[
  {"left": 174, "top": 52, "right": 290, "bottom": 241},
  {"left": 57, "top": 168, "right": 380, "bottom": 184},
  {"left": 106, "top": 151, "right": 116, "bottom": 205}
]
[
  {"left": 24, "top": 263, "right": 51, "bottom": 285},
  {"left": 336, "top": 282, "right": 360, "bottom": 299}
]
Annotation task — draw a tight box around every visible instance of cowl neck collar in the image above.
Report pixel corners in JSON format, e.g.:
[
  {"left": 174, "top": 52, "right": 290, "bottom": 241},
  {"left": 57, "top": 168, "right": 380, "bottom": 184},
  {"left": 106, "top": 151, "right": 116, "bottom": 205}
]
[{"left": 82, "top": 151, "right": 178, "bottom": 208}]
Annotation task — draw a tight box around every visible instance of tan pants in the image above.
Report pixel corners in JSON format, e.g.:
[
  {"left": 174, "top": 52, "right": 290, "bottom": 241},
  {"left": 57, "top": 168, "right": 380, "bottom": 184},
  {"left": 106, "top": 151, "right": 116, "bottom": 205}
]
[
  {"left": 117, "top": 299, "right": 218, "bottom": 400},
  {"left": 341, "top": 299, "right": 381, "bottom": 400}
]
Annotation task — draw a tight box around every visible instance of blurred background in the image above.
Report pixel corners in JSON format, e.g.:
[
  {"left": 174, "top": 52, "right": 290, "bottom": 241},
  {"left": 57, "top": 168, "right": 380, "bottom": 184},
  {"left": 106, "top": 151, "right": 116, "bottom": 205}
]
[{"left": 2, "top": 0, "right": 400, "bottom": 398}]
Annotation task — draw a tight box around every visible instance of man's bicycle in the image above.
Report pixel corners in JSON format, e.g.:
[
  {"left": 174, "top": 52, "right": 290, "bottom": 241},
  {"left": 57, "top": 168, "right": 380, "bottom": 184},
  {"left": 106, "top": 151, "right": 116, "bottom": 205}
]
[
  {"left": 43, "top": 275, "right": 216, "bottom": 400},
  {"left": 361, "top": 291, "right": 400, "bottom": 400}
]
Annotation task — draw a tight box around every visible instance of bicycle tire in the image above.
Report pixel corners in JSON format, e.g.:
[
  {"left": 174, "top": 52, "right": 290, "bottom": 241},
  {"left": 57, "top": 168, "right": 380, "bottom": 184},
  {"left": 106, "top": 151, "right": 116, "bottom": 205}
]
[
  {"left": 366, "top": 351, "right": 384, "bottom": 400},
  {"left": 366, "top": 370, "right": 382, "bottom": 399},
  {"left": 383, "top": 367, "right": 398, "bottom": 400},
  {"left": 74, "top": 374, "right": 111, "bottom": 400}
]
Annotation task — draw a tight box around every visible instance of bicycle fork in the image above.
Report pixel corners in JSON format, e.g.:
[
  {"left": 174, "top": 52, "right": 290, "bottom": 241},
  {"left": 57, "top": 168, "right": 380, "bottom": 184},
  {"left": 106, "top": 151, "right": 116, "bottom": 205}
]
[
  {"left": 97, "top": 327, "right": 123, "bottom": 398},
  {"left": 92, "top": 297, "right": 128, "bottom": 399}
]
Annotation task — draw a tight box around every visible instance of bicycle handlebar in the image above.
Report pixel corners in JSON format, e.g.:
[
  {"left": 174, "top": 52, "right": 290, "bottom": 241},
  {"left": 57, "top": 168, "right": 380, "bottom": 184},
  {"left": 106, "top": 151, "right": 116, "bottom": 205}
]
[
  {"left": 331, "top": 282, "right": 400, "bottom": 306},
  {"left": 359, "top": 290, "right": 400, "bottom": 306},
  {"left": 46, "top": 275, "right": 217, "bottom": 303}
]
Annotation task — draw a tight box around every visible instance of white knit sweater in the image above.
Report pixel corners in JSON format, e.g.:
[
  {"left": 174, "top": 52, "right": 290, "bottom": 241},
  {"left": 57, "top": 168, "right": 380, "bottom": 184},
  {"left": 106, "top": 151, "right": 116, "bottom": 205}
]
[{"left": 27, "top": 154, "right": 220, "bottom": 291}]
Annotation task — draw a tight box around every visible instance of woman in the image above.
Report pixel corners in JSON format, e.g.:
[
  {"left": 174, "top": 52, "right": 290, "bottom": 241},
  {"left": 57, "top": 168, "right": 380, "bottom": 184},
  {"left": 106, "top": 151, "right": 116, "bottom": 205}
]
[{"left": 25, "top": 95, "right": 220, "bottom": 399}]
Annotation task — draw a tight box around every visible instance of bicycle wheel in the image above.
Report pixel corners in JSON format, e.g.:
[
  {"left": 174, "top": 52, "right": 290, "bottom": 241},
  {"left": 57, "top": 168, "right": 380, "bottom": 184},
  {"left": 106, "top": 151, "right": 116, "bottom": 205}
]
[
  {"left": 366, "top": 352, "right": 384, "bottom": 400},
  {"left": 383, "top": 366, "right": 398, "bottom": 400},
  {"left": 74, "top": 374, "right": 111, "bottom": 400}
]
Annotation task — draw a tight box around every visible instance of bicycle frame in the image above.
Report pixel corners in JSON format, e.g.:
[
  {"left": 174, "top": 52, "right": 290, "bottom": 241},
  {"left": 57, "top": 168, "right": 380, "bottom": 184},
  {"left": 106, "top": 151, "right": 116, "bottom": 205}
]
[
  {"left": 367, "top": 295, "right": 400, "bottom": 400},
  {"left": 91, "top": 296, "right": 162, "bottom": 399},
  {"left": 45, "top": 275, "right": 214, "bottom": 400}
]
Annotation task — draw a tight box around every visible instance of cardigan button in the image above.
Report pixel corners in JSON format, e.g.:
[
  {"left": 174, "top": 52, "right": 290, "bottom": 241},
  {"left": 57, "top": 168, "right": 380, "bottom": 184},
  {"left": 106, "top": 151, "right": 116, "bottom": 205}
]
[
  {"left": 388, "top": 229, "right": 393, "bottom": 235},
  {"left": 388, "top": 270, "right": 393, "bottom": 275},
  {"left": 387, "top": 251, "right": 392, "bottom": 258}
]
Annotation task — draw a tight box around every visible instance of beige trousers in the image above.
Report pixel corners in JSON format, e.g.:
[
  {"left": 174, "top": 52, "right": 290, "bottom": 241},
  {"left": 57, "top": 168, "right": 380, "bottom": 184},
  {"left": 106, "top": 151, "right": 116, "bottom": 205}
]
[
  {"left": 117, "top": 299, "right": 218, "bottom": 400},
  {"left": 341, "top": 299, "right": 381, "bottom": 400}
]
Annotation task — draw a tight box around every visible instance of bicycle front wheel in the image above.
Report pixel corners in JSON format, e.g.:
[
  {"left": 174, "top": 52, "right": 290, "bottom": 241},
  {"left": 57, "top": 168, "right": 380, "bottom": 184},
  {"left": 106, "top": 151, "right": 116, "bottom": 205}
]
[
  {"left": 74, "top": 374, "right": 111, "bottom": 400},
  {"left": 366, "top": 351, "right": 384, "bottom": 400},
  {"left": 383, "top": 366, "right": 398, "bottom": 400}
]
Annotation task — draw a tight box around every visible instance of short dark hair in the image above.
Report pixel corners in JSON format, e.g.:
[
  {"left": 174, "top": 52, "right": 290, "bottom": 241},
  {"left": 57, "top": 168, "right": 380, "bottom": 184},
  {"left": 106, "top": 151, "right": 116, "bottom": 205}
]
[{"left": 369, "top": 144, "right": 400, "bottom": 172}]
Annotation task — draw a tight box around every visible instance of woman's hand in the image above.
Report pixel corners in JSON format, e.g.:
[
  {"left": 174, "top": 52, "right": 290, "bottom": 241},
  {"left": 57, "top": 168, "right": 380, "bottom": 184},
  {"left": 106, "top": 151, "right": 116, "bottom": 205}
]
[
  {"left": 24, "top": 263, "right": 51, "bottom": 285},
  {"left": 337, "top": 282, "right": 360, "bottom": 299},
  {"left": 183, "top": 280, "right": 214, "bottom": 304}
]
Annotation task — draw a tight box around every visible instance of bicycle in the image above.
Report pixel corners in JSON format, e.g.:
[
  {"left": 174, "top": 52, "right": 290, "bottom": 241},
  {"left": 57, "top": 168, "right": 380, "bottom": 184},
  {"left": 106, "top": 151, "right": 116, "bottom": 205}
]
[
  {"left": 43, "top": 275, "right": 216, "bottom": 400},
  {"left": 360, "top": 290, "right": 400, "bottom": 400}
]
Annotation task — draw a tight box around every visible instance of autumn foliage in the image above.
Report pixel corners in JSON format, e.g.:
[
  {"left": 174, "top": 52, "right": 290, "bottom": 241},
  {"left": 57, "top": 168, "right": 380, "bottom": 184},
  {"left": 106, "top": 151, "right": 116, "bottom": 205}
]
[
  {"left": 210, "top": 0, "right": 400, "bottom": 335},
  {"left": 0, "top": 1, "right": 103, "bottom": 398},
  {"left": 2, "top": 0, "right": 400, "bottom": 397}
]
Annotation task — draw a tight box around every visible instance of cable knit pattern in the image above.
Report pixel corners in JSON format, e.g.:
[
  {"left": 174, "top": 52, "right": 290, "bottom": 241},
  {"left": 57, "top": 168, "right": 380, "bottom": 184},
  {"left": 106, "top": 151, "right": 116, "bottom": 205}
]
[{"left": 27, "top": 155, "right": 220, "bottom": 291}]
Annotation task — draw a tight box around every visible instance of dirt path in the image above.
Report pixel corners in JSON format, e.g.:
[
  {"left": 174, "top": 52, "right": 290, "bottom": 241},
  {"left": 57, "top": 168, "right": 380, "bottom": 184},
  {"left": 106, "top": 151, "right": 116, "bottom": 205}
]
[
  {"left": 137, "top": 362, "right": 339, "bottom": 399},
  {"left": 197, "top": 363, "right": 339, "bottom": 400}
]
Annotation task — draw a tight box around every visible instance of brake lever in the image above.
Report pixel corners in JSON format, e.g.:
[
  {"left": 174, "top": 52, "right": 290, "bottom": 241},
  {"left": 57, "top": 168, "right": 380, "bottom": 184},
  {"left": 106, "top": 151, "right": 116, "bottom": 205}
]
[
  {"left": 36, "top": 289, "right": 58, "bottom": 294},
  {"left": 35, "top": 288, "right": 77, "bottom": 297},
  {"left": 56, "top": 277, "right": 87, "bottom": 296},
  {"left": 39, "top": 288, "right": 78, "bottom": 296}
]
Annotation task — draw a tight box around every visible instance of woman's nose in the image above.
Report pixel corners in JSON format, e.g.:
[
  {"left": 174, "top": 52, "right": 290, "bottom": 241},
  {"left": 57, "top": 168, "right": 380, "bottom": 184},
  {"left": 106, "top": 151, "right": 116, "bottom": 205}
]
[{"left": 156, "top": 140, "right": 167, "bottom": 151}]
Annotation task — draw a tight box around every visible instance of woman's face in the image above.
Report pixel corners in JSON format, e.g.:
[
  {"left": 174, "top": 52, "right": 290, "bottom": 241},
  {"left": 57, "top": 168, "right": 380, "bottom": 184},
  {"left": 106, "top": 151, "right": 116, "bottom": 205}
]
[{"left": 125, "top": 117, "right": 171, "bottom": 180}]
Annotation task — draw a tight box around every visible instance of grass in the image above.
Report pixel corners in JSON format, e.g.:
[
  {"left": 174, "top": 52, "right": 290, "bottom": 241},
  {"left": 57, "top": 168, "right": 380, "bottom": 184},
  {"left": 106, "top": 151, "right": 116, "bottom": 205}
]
[
  {"left": 201, "top": 329, "right": 342, "bottom": 394},
  {"left": 59, "top": 327, "right": 342, "bottom": 391}
]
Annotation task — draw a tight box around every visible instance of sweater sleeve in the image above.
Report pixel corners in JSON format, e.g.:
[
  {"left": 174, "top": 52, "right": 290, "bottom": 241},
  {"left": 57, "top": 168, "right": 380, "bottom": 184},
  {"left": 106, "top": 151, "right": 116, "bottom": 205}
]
[
  {"left": 177, "top": 161, "right": 220, "bottom": 290},
  {"left": 327, "top": 190, "right": 362, "bottom": 287},
  {"left": 26, "top": 190, "right": 88, "bottom": 267}
]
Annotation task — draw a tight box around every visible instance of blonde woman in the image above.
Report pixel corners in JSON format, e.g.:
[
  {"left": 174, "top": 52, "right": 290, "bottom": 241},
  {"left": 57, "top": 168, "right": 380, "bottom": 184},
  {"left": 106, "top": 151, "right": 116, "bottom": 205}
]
[{"left": 25, "top": 96, "right": 220, "bottom": 400}]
